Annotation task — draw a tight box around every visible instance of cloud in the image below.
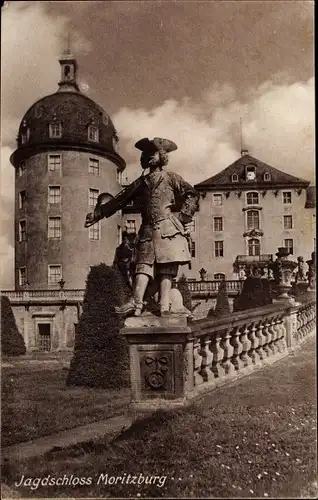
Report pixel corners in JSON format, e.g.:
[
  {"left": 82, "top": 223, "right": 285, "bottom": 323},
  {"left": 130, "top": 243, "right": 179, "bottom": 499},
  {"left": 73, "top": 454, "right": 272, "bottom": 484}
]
[{"left": 113, "top": 77, "right": 315, "bottom": 185}]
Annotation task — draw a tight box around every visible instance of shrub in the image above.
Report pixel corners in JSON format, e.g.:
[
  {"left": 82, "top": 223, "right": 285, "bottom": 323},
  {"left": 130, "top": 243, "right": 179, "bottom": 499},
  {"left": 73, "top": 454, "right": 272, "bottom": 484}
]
[
  {"left": 207, "top": 280, "right": 231, "bottom": 319},
  {"left": 177, "top": 274, "right": 192, "bottom": 311},
  {"left": 233, "top": 277, "right": 273, "bottom": 312},
  {"left": 1, "top": 295, "right": 26, "bottom": 356},
  {"left": 67, "top": 264, "right": 130, "bottom": 389}
]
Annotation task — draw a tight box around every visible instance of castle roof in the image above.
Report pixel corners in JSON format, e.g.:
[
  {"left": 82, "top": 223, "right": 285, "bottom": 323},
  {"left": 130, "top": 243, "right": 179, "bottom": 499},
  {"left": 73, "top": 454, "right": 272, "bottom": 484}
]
[
  {"left": 10, "top": 52, "right": 126, "bottom": 170},
  {"left": 195, "top": 153, "right": 310, "bottom": 191}
]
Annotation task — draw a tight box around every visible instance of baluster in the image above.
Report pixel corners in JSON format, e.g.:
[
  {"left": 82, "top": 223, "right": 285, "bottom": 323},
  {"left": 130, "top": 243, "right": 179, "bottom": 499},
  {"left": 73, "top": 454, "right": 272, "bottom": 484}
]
[
  {"left": 193, "top": 338, "right": 204, "bottom": 386},
  {"left": 211, "top": 334, "right": 226, "bottom": 378},
  {"left": 277, "top": 316, "right": 287, "bottom": 352},
  {"left": 240, "top": 325, "right": 252, "bottom": 367},
  {"left": 272, "top": 316, "right": 283, "bottom": 353},
  {"left": 221, "top": 328, "right": 235, "bottom": 376},
  {"left": 255, "top": 321, "right": 266, "bottom": 361},
  {"left": 248, "top": 322, "right": 261, "bottom": 365},
  {"left": 231, "top": 326, "right": 244, "bottom": 371},
  {"left": 296, "top": 312, "right": 301, "bottom": 342},
  {"left": 267, "top": 318, "right": 278, "bottom": 355},
  {"left": 199, "top": 335, "right": 214, "bottom": 383},
  {"left": 262, "top": 321, "right": 272, "bottom": 358}
]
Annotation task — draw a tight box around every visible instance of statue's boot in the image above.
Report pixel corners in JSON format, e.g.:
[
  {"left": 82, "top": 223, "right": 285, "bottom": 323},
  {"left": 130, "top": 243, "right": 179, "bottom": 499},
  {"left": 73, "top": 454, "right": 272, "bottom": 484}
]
[{"left": 114, "top": 299, "right": 136, "bottom": 316}]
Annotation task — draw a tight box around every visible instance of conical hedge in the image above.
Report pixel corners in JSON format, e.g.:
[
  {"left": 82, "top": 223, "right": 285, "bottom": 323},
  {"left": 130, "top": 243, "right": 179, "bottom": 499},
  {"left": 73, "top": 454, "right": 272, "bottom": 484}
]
[
  {"left": 1, "top": 295, "right": 26, "bottom": 356},
  {"left": 67, "top": 264, "right": 130, "bottom": 388}
]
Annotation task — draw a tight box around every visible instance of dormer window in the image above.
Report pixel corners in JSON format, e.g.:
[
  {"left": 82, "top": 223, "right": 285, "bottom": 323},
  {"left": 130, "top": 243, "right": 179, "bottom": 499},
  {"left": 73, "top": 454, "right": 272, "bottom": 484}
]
[
  {"left": 245, "top": 164, "right": 256, "bottom": 181},
  {"left": 21, "top": 129, "right": 30, "bottom": 144},
  {"left": 88, "top": 125, "right": 99, "bottom": 142},
  {"left": 231, "top": 173, "right": 239, "bottom": 183},
  {"left": 49, "top": 122, "right": 62, "bottom": 138},
  {"left": 264, "top": 172, "right": 271, "bottom": 182}
]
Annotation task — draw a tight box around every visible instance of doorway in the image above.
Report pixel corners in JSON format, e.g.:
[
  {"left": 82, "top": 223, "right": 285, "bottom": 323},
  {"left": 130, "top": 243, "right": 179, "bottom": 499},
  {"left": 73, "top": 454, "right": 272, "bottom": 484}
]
[{"left": 38, "top": 323, "right": 51, "bottom": 351}]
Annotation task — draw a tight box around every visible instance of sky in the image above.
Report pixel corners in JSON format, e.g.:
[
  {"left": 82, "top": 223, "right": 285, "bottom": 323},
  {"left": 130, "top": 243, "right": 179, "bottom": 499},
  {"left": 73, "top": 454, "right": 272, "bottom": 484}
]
[{"left": 0, "top": 0, "right": 314, "bottom": 288}]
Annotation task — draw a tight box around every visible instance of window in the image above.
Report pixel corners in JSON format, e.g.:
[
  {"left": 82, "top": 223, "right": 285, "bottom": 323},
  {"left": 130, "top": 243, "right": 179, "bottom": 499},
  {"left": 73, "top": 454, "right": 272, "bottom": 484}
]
[
  {"left": 48, "top": 154, "right": 61, "bottom": 171},
  {"left": 19, "top": 190, "right": 26, "bottom": 209},
  {"left": 48, "top": 217, "right": 61, "bottom": 239},
  {"left": 215, "top": 240, "right": 224, "bottom": 257},
  {"left": 19, "top": 267, "right": 27, "bottom": 286},
  {"left": 126, "top": 220, "right": 136, "bottom": 234},
  {"left": 283, "top": 215, "right": 293, "bottom": 229},
  {"left": 48, "top": 186, "right": 61, "bottom": 204},
  {"left": 21, "top": 129, "right": 30, "bottom": 144},
  {"left": 283, "top": 191, "right": 292, "bottom": 204},
  {"left": 89, "top": 188, "right": 99, "bottom": 207},
  {"left": 187, "top": 218, "right": 196, "bottom": 232},
  {"left": 191, "top": 241, "right": 196, "bottom": 258},
  {"left": 88, "top": 125, "right": 99, "bottom": 142},
  {"left": 18, "top": 161, "right": 26, "bottom": 176},
  {"left": 246, "top": 192, "right": 259, "bottom": 205},
  {"left": 212, "top": 193, "right": 223, "bottom": 206},
  {"left": 116, "top": 170, "right": 122, "bottom": 184},
  {"left": 264, "top": 172, "right": 271, "bottom": 181},
  {"left": 231, "top": 174, "right": 239, "bottom": 183},
  {"left": 48, "top": 265, "right": 62, "bottom": 284},
  {"left": 89, "top": 223, "right": 100, "bottom": 240},
  {"left": 19, "top": 220, "right": 26, "bottom": 242},
  {"left": 89, "top": 158, "right": 100, "bottom": 175},
  {"left": 246, "top": 210, "right": 260, "bottom": 230},
  {"left": 284, "top": 239, "right": 294, "bottom": 255},
  {"left": 248, "top": 238, "right": 260, "bottom": 256},
  {"left": 214, "top": 273, "right": 225, "bottom": 280},
  {"left": 49, "top": 122, "right": 62, "bottom": 138},
  {"left": 213, "top": 217, "right": 223, "bottom": 231}
]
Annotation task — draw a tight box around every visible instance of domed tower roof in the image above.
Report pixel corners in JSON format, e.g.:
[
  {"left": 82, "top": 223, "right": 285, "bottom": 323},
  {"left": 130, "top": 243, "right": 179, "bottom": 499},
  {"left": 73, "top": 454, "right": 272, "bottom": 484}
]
[{"left": 10, "top": 51, "right": 126, "bottom": 170}]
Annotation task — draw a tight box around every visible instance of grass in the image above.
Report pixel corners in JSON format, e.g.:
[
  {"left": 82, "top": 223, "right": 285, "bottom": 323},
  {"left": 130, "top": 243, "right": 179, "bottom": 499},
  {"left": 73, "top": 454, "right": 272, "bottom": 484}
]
[
  {"left": 1, "top": 355, "right": 131, "bottom": 447},
  {"left": 2, "top": 337, "right": 316, "bottom": 498}
]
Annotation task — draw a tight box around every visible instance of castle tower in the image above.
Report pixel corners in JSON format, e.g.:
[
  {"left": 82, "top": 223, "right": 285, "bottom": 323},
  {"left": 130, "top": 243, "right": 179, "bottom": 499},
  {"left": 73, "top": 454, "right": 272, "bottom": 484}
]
[{"left": 10, "top": 51, "right": 126, "bottom": 290}]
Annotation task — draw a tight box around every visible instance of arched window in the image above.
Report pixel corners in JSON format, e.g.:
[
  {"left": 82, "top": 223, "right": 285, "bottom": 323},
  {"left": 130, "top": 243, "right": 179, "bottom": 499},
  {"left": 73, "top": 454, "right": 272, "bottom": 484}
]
[
  {"left": 246, "top": 210, "right": 260, "bottom": 230},
  {"left": 246, "top": 191, "right": 259, "bottom": 205},
  {"left": 264, "top": 172, "right": 271, "bottom": 181},
  {"left": 214, "top": 273, "right": 225, "bottom": 280},
  {"left": 231, "top": 173, "right": 239, "bottom": 183},
  {"left": 248, "top": 238, "right": 260, "bottom": 256}
]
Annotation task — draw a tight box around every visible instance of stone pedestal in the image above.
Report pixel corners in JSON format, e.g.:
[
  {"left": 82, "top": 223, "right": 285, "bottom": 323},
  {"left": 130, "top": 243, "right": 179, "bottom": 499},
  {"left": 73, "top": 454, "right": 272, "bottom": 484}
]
[{"left": 120, "top": 312, "right": 193, "bottom": 411}]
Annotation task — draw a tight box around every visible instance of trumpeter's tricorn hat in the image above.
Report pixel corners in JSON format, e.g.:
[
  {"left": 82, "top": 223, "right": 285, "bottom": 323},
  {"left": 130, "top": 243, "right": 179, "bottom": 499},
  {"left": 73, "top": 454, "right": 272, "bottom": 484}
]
[{"left": 135, "top": 137, "right": 178, "bottom": 153}]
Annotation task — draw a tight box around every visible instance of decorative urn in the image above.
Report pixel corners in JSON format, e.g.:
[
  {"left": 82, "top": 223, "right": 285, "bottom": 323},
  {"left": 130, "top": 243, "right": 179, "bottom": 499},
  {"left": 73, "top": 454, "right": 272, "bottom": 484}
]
[
  {"left": 269, "top": 247, "right": 298, "bottom": 300},
  {"left": 306, "top": 251, "right": 316, "bottom": 291},
  {"left": 199, "top": 268, "right": 207, "bottom": 281}
]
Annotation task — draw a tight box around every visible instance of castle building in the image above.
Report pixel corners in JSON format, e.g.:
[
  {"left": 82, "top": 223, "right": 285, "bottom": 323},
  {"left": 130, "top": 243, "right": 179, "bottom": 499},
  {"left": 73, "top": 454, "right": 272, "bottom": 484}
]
[
  {"left": 10, "top": 50, "right": 126, "bottom": 290},
  {"left": 122, "top": 150, "right": 315, "bottom": 280}
]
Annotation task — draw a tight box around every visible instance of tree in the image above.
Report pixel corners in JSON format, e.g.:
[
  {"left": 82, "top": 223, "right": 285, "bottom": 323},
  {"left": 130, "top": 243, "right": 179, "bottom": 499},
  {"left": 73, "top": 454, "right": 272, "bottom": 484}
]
[
  {"left": 1, "top": 295, "right": 26, "bottom": 356},
  {"left": 208, "top": 280, "right": 231, "bottom": 318},
  {"left": 177, "top": 274, "right": 192, "bottom": 312},
  {"left": 67, "top": 264, "right": 130, "bottom": 389}
]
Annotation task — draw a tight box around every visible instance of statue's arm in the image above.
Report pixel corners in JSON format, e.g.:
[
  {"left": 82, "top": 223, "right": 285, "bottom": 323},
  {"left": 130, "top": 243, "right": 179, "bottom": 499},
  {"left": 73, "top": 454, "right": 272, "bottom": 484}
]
[
  {"left": 85, "top": 177, "right": 143, "bottom": 227},
  {"left": 171, "top": 173, "right": 200, "bottom": 224}
]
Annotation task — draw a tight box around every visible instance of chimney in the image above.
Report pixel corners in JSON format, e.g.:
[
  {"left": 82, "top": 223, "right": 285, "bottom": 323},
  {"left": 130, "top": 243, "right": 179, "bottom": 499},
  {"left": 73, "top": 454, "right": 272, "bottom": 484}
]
[{"left": 241, "top": 149, "right": 249, "bottom": 156}]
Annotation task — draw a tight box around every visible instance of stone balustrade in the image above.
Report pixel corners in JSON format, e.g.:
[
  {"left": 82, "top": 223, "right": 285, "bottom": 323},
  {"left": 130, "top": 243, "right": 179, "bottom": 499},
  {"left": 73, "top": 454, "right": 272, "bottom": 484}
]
[
  {"left": 121, "top": 293, "right": 316, "bottom": 411},
  {"left": 296, "top": 296, "right": 316, "bottom": 345},
  {"left": 1, "top": 289, "right": 85, "bottom": 303}
]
